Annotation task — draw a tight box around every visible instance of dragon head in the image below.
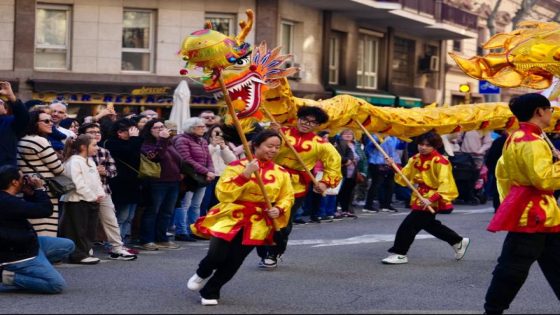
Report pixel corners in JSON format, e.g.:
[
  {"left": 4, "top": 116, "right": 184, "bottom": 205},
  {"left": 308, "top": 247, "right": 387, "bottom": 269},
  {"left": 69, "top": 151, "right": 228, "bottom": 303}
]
[{"left": 179, "top": 9, "right": 297, "bottom": 121}]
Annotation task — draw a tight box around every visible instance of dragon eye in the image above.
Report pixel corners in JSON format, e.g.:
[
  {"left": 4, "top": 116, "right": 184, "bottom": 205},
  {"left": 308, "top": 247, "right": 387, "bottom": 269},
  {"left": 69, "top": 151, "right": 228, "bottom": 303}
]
[{"left": 235, "top": 56, "right": 250, "bottom": 66}]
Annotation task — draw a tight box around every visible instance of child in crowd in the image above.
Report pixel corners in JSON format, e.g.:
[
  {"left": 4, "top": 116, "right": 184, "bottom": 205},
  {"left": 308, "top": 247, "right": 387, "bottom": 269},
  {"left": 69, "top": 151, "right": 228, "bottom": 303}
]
[{"left": 60, "top": 134, "right": 106, "bottom": 265}]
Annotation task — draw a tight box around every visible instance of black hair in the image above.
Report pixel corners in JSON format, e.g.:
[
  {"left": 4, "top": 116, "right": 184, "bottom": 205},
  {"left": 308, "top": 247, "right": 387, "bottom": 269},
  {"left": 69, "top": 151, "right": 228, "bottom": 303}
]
[
  {"left": 0, "top": 165, "right": 21, "bottom": 190},
  {"left": 205, "top": 124, "right": 224, "bottom": 142},
  {"left": 297, "top": 106, "right": 329, "bottom": 124},
  {"left": 110, "top": 118, "right": 135, "bottom": 138},
  {"left": 250, "top": 129, "right": 282, "bottom": 152},
  {"left": 130, "top": 115, "right": 147, "bottom": 125},
  {"left": 25, "top": 109, "right": 48, "bottom": 136},
  {"left": 509, "top": 93, "right": 551, "bottom": 122},
  {"left": 417, "top": 131, "right": 443, "bottom": 149},
  {"left": 140, "top": 119, "right": 164, "bottom": 143},
  {"left": 78, "top": 122, "right": 100, "bottom": 135},
  {"left": 59, "top": 118, "right": 77, "bottom": 129}
]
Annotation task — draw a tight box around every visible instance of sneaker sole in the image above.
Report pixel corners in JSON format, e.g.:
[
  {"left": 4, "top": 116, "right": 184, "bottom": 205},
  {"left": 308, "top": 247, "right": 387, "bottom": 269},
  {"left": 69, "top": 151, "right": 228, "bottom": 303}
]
[
  {"left": 381, "top": 260, "right": 408, "bottom": 265},
  {"left": 108, "top": 255, "right": 138, "bottom": 261}
]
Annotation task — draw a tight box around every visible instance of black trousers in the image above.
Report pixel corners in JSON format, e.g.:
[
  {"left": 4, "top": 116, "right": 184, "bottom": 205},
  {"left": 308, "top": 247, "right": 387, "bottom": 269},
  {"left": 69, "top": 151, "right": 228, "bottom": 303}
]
[
  {"left": 484, "top": 232, "right": 560, "bottom": 314},
  {"left": 197, "top": 230, "right": 255, "bottom": 300},
  {"left": 256, "top": 196, "right": 307, "bottom": 259},
  {"left": 365, "top": 164, "right": 395, "bottom": 209},
  {"left": 388, "top": 211, "right": 462, "bottom": 255},
  {"left": 59, "top": 201, "right": 99, "bottom": 262},
  {"left": 338, "top": 177, "right": 356, "bottom": 213}
]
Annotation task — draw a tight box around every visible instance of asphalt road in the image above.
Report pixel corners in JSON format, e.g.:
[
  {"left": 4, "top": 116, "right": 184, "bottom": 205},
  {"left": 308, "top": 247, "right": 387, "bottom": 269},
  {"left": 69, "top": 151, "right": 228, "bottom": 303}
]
[{"left": 1, "top": 202, "right": 559, "bottom": 314}]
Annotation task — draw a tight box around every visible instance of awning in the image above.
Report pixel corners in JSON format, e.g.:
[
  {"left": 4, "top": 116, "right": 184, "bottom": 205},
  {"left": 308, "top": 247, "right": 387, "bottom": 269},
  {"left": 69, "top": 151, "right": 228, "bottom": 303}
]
[
  {"left": 334, "top": 89, "right": 396, "bottom": 106},
  {"left": 398, "top": 96, "right": 423, "bottom": 108}
]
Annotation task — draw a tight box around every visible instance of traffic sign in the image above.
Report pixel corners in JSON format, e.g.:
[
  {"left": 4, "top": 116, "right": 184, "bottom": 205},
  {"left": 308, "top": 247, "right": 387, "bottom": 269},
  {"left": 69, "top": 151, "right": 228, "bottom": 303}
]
[{"left": 479, "top": 80, "right": 500, "bottom": 94}]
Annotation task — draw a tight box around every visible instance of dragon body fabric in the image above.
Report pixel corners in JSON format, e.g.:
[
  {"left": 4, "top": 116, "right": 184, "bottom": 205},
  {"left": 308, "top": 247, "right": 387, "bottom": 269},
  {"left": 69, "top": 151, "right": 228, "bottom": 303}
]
[{"left": 179, "top": 11, "right": 560, "bottom": 141}]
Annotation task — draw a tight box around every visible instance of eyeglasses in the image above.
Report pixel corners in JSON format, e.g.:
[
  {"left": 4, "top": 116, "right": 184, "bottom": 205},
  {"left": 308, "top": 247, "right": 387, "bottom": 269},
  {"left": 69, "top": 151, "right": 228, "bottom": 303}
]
[
  {"left": 299, "top": 118, "right": 319, "bottom": 127},
  {"left": 201, "top": 116, "right": 215, "bottom": 120},
  {"left": 194, "top": 125, "right": 207, "bottom": 129},
  {"left": 38, "top": 119, "right": 53, "bottom": 124}
]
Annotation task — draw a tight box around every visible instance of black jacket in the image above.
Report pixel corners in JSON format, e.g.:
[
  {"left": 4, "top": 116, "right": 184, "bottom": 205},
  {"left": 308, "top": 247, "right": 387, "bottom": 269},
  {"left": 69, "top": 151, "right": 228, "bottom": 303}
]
[
  {"left": 0, "top": 99, "right": 30, "bottom": 167},
  {"left": 0, "top": 190, "right": 52, "bottom": 264}
]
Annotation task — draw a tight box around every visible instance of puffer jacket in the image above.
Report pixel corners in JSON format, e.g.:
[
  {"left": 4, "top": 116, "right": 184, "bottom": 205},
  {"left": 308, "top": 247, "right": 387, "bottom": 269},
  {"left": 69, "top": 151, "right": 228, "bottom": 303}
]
[{"left": 173, "top": 133, "right": 214, "bottom": 176}]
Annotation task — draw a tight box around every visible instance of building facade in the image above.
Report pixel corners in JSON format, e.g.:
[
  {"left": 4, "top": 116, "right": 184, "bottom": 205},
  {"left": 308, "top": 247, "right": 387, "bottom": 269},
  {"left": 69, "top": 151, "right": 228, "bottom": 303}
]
[{"left": 1, "top": 0, "right": 558, "bottom": 119}]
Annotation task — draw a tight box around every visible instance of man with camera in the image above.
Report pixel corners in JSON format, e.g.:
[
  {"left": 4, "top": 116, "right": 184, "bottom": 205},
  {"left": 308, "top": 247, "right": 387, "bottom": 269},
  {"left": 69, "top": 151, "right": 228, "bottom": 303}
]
[{"left": 0, "top": 165, "right": 75, "bottom": 294}]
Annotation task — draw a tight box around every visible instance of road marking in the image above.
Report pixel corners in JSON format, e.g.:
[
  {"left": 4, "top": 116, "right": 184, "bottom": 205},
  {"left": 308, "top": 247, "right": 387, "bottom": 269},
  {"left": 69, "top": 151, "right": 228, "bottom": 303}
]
[{"left": 289, "top": 234, "right": 435, "bottom": 247}]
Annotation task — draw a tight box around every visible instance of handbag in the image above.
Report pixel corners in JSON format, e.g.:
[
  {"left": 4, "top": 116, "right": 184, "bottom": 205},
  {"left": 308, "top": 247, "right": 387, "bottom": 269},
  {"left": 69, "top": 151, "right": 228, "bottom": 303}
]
[
  {"left": 116, "top": 154, "right": 161, "bottom": 179},
  {"left": 21, "top": 158, "right": 75, "bottom": 196},
  {"left": 138, "top": 154, "right": 161, "bottom": 179},
  {"left": 180, "top": 160, "right": 211, "bottom": 187}
]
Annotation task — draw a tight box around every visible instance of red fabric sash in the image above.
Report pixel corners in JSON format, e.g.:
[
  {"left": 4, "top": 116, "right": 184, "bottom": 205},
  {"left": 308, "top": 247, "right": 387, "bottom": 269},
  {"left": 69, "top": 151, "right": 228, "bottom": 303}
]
[{"left": 487, "top": 185, "right": 552, "bottom": 232}]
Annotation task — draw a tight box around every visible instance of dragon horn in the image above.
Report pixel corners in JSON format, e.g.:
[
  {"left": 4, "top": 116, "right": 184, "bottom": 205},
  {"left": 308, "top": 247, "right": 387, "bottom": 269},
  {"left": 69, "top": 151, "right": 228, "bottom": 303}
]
[{"left": 236, "top": 9, "right": 254, "bottom": 44}]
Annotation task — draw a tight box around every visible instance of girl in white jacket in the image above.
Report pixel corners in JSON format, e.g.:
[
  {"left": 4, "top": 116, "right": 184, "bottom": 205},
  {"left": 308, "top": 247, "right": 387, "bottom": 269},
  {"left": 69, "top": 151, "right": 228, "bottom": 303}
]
[{"left": 60, "top": 134, "right": 105, "bottom": 265}]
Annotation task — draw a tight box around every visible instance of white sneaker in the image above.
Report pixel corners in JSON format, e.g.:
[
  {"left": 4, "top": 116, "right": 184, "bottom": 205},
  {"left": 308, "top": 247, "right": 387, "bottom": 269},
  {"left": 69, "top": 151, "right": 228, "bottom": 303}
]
[
  {"left": 108, "top": 248, "right": 137, "bottom": 261},
  {"left": 201, "top": 297, "right": 218, "bottom": 306},
  {"left": 79, "top": 257, "right": 100, "bottom": 265},
  {"left": 453, "top": 238, "right": 470, "bottom": 260},
  {"left": 187, "top": 273, "right": 208, "bottom": 291},
  {"left": 381, "top": 254, "right": 408, "bottom": 264}
]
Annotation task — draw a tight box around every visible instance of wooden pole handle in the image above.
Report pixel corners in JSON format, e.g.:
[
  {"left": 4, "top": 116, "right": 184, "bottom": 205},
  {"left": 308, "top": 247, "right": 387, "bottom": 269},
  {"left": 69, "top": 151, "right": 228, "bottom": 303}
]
[
  {"left": 353, "top": 119, "right": 436, "bottom": 214},
  {"left": 218, "top": 75, "right": 281, "bottom": 231}
]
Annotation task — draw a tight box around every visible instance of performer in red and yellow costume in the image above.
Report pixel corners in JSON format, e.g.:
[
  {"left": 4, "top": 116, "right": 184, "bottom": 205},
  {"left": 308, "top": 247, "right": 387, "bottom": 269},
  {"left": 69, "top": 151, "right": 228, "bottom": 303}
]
[
  {"left": 256, "top": 105, "right": 342, "bottom": 269},
  {"left": 186, "top": 130, "right": 294, "bottom": 306},
  {"left": 381, "top": 132, "right": 470, "bottom": 265},
  {"left": 395, "top": 145, "right": 457, "bottom": 212},
  {"left": 485, "top": 93, "right": 560, "bottom": 315}
]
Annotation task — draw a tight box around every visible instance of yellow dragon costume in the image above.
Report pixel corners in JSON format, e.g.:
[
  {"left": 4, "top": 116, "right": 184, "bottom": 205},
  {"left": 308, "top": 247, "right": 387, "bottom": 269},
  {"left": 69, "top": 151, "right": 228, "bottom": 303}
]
[{"left": 179, "top": 11, "right": 560, "bottom": 141}]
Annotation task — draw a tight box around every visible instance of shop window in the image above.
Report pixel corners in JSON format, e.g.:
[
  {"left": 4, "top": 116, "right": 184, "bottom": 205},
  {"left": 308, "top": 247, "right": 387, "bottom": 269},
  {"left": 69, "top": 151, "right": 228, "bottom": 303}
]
[
  {"left": 357, "top": 33, "right": 379, "bottom": 90},
  {"left": 122, "top": 9, "right": 155, "bottom": 72},
  {"left": 205, "top": 13, "right": 236, "bottom": 36},
  {"left": 35, "top": 4, "right": 71, "bottom": 70}
]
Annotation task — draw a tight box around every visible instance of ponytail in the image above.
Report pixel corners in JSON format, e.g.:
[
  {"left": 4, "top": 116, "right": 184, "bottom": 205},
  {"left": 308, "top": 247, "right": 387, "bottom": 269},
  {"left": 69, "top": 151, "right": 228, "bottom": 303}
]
[{"left": 63, "top": 134, "right": 93, "bottom": 162}]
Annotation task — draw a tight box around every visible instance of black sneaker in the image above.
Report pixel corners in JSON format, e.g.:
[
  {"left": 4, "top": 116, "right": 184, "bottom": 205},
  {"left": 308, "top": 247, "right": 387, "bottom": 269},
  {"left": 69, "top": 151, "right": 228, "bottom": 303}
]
[
  {"left": 258, "top": 255, "right": 278, "bottom": 269},
  {"left": 309, "top": 217, "right": 322, "bottom": 223},
  {"left": 293, "top": 218, "right": 308, "bottom": 225},
  {"left": 321, "top": 216, "right": 334, "bottom": 222}
]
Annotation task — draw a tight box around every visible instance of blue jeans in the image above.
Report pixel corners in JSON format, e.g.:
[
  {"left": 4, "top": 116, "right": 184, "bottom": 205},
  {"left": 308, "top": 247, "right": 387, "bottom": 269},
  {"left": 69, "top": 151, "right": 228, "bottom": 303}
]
[
  {"left": 140, "top": 181, "right": 179, "bottom": 244},
  {"left": 115, "top": 203, "right": 137, "bottom": 241},
  {"left": 174, "top": 186, "right": 206, "bottom": 235},
  {"left": 2, "top": 236, "right": 74, "bottom": 294},
  {"left": 200, "top": 178, "right": 219, "bottom": 217},
  {"left": 319, "top": 195, "right": 337, "bottom": 217}
]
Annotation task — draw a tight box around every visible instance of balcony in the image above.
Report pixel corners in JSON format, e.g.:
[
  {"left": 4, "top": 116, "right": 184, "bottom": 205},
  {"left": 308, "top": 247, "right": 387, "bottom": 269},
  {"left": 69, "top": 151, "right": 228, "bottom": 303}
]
[{"left": 377, "top": 0, "right": 478, "bottom": 35}]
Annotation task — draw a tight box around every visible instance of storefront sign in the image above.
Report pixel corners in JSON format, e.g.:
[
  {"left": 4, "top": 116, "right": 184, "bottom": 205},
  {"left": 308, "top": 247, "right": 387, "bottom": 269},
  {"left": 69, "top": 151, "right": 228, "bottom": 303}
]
[{"left": 32, "top": 92, "right": 218, "bottom": 107}]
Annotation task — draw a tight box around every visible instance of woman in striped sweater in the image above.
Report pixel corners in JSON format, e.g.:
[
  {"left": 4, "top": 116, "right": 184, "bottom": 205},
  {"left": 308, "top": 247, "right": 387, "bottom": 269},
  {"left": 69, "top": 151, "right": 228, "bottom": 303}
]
[{"left": 17, "top": 110, "right": 64, "bottom": 237}]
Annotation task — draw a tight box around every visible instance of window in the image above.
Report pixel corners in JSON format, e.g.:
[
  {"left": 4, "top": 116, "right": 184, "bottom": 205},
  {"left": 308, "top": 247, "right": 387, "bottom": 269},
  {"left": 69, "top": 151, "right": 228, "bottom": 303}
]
[
  {"left": 356, "top": 33, "right": 379, "bottom": 90},
  {"left": 328, "top": 34, "right": 341, "bottom": 85},
  {"left": 452, "top": 39, "right": 462, "bottom": 52},
  {"left": 393, "top": 37, "right": 415, "bottom": 85},
  {"left": 280, "top": 21, "right": 294, "bottom": 57},
  {"left": 205, "top": 13, "right": 235, "bottom": 36},
  {"left": 35, "top": 4, "right": 71, "bottom": 70},
  {"left": 122, "top": 9, "right": 155, "bottom": 72}
]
